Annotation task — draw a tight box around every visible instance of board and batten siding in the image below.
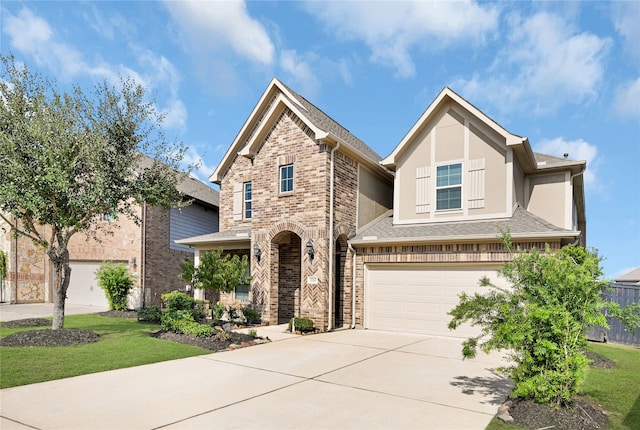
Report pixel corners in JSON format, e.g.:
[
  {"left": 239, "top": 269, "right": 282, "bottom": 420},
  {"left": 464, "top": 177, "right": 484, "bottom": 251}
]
[{"left": 169, "top": 203, "right": 218, "bottom": 252}]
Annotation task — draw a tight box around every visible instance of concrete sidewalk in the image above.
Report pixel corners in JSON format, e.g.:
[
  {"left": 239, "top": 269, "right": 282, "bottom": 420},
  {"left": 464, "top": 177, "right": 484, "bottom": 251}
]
[
  {"left": 0, "top": 328, "right": 511, "bottom": 430},
  {"left": 0, "top": 303, "right": 109, "bottom": 322}
]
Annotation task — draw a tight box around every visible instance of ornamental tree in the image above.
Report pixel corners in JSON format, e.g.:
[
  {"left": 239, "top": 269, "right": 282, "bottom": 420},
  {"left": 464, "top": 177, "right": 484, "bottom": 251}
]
[
  {"left": 180, "top": 248, "right": 250, "bottom": 317},
  {"left": 448, "top": 236, "right": 640, "bottom": 406},
  {"left": 0, "top": 55, "right": 190, "bottom": 329}
]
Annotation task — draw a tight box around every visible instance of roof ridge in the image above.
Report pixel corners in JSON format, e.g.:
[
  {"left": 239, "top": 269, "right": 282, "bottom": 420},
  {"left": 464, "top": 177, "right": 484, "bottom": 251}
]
[{"left": 275, "top": 78, "right": 383, "bottom": 164}]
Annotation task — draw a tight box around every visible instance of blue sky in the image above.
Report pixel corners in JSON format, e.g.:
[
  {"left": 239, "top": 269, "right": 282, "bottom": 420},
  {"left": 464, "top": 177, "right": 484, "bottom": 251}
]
[{"left": 2, "top": 1, "right": 638, "bottom": 279}]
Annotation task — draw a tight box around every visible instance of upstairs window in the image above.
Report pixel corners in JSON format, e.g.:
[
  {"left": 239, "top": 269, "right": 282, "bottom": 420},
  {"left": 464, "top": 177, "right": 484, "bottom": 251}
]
[
  {"left": 243, "top": 182, "right": 252, "bottom": 219},
  {"left": 280, "top": 164, "right": 294, "bottom": 193},
  {"left": 436, "top": 163, "right": 462, "bottom": 210}
]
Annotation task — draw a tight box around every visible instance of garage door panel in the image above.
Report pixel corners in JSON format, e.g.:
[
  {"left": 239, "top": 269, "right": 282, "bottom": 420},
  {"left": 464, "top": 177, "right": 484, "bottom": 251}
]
[
  {"left": 66, "top": 261, "right": 110, "bottom": 307},
  {"left": 366, "top": 265, "right": 508, "bottom": 337}
]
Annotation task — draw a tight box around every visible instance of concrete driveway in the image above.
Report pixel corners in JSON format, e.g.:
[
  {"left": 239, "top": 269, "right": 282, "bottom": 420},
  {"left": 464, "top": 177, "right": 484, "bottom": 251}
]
[{"left": 1, "top": 322, "right": 512, "bottom": 430}]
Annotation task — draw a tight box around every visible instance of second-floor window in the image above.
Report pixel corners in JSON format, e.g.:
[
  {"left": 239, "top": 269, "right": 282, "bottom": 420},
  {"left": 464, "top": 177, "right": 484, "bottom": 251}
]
[
  {"left": 436, "top": 163, "right": 462, "bottom": 210},
  {"left": 244, "top": 182, "right": 252, "bottom": 219},
  {"left": 280, "top": 164, "right": 294, "bottom": 193}
]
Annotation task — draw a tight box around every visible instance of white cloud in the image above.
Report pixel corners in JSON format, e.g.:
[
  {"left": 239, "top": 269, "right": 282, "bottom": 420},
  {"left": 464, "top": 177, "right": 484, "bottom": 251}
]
[
  {"left": 164, "top": 0, "right": 274, "bottom": 65},
  {"left": 4, "top": 7, "right": 87, "bottom": 79},
  {"left": 453, "top": 11, "right": 610, "bottom": 114},
  {"left": 182, "top": 147, "right": 217, "bottom": 183},
  {"left": 3, "top": 7, "right": 187, "bottom": 130},
  {"left": 613, "top": 77, "right": 640, "bottom": 121},
  {"left": 280, "top": 50, "right": 320, "bottom": 96},
  {"left": 304, "top": 1, "right": 499, "bottom": 78},
  {"left": 534, "top": 138, "right": 599, "bottom": 185},
  {"left": 611, "top": 1, "right": 640, "bottom": 59}
]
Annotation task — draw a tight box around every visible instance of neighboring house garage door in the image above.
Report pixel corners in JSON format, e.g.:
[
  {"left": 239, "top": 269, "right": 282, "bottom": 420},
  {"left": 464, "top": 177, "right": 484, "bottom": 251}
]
[
  {"left": 365, "top": 265, "right": 509, "bottom": 338},
  {"left": 65, "top": 261, "right": 109, "bottom": 307}
]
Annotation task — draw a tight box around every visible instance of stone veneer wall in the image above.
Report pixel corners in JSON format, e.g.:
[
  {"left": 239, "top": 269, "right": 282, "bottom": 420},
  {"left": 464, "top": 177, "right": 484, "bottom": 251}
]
[
  {"left": 351, "top": 240, "right": 562, "bottom": 327},
  {"left": 0, "top": 215, "right": 47, "bottom": 303}
]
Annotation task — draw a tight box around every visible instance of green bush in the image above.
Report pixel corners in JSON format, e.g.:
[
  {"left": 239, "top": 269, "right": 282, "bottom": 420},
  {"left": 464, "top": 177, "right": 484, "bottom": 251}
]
[
  {"left": 161, "top": 291, "right": 205, "bottom": 321},
  {"left": 176, "top": 320, "right": 215, "bottom": 337},
  {"left": 95, "top": 262, "right": 134, "bottom": 311},
  {"left": 288, "top": 317, "right": 314, "bottom": 333},
  {"left": 137, "top": 306, "right": 162, "bottom": 323},
  {"left": 161, "top": 309, "right": 194, "bottom": 332},
  {"left": 243, "top": 306, "right": 261, "bottom": 325},
  {"left": 212, "top": 301, "right": 225, "bottom": 321},
  {"left": 162, "top": 291, "right": 195, "bottom": 311}
]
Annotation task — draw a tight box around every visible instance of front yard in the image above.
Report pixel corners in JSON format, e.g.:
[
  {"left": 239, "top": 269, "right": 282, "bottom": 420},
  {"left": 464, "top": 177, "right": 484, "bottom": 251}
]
[
  {"left": 487, "top": 341, "right": 640, "bottom": 430},
  {"left": 0, "top": 314, "right": 213, "bottom": 388}
]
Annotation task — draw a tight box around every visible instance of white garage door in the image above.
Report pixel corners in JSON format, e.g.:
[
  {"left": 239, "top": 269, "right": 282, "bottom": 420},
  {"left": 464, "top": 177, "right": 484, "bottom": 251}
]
[
  {"left": 66, "top": 261, "right": 109, "bottom": 307},
  {"left": 365, "top": 265, "right": 509, "bottom": 337}
]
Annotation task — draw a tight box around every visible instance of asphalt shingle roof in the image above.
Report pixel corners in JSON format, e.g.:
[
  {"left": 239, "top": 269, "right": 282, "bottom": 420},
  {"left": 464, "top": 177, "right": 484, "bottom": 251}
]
[
  {"left": 175, "top": 227, "right": 250, "bottom": 245},
  {"left": 278, "top": 80, "right": 383, "bottom": 166},
  {"left": 351, "top": 206, "right": 578, "bottom": 244}
]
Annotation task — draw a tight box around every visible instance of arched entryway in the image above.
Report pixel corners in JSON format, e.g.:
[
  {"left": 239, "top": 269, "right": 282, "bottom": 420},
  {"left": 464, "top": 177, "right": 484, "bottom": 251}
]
[
  {"left": 272, "top": 231, "right": 302, "bottom": 324},
  {"left": 334, "top": 236, "right": 348, "bottom": 328}
]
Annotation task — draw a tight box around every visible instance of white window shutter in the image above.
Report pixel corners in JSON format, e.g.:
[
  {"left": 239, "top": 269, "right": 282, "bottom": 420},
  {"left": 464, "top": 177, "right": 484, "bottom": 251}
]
[
  {"left": 467, "top": 158, "right": 485, "bottom": 209},
  {"left": 416, "top": 166, "right": 431, "bottom": 213},
  {"left": 233, "top": 182, "right": 243, "bottom": 220}
]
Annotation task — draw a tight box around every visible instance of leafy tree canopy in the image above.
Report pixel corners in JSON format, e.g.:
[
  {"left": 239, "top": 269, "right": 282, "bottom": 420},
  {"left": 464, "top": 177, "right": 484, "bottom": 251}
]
[
  {"left": 0, "top": 54, "right": 191, "bottom": 329},
  {"left": 180, "top": 248, "right": 250, "bottom": 295}
]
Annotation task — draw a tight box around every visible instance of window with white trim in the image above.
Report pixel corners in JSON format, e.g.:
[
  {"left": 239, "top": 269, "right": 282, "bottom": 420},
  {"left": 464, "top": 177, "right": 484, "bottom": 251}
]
[
  {"left": 436, "top": 163, "right": 462, "bottom": 210},
  {"left": 280, "top": 164, "right": 294, "bottom": 193},
  {"left": 243, "top": 182, "right": 252, "bottom": 219}
]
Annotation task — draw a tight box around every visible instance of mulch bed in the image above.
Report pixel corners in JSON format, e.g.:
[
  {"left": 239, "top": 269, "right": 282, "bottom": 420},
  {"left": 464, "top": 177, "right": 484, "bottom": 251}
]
[
  {"left": 0, "top": 328, "right": 99, "bottom": 347},
  {"left": 151, "top": 330, "right": 262, "bottom": 351},
  {"left": 507, "top": 397, "right": 608, "bottom": 430},
  {"left": 499, "top": 349, "right": 614, "bottom": 429},
  {"left": 0, "top": 310, "right": 264, "bottom": 351}
]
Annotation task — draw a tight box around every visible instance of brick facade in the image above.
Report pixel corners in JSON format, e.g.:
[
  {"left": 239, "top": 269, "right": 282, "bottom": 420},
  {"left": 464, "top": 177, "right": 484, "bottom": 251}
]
[{"left": 217, "top": 109, "right": 363, "bottom": 329}]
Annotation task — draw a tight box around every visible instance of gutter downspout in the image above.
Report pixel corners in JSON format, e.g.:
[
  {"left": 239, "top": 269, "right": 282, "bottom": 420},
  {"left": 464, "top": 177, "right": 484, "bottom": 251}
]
[
  {"left": 327, "top": 141, "right": 340, "bottom": 331},
  {"left": 141, "top": 203, "right": 147, "bottom": 308},
  {"left": 348, "top": 243, "right": 356, "bottom": 328}
]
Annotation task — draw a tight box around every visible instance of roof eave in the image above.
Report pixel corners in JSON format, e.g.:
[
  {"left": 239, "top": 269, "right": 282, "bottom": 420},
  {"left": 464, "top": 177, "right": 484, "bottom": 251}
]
[{"left": 349, "top": 230, "right": 580, "bottom": 247}]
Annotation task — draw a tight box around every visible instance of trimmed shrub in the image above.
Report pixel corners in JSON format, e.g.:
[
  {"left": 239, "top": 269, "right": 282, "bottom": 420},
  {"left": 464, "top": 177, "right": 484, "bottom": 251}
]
[
  {"left": 161, "top": 291, "right": 205, "bottom": 321},
  {"left": 243, "top": 306, "right": 261, "bottom": 325},
  {"left": 137, "top": 306, "right": 162, "bottom": 323},
  {"left": 288, "top": 317, "right": 314, "bottom": 333},
  {"left": 177, "top": 320, "right": 215, "bottom": 337},
  {"left": 95, "top": 262, "right": 134, "bottom": 311}
]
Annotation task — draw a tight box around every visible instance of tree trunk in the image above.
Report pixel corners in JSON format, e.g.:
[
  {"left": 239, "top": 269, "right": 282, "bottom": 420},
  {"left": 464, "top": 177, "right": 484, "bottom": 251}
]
[{"left": 50, "top": 246, "right": 71, "bottom": 330}]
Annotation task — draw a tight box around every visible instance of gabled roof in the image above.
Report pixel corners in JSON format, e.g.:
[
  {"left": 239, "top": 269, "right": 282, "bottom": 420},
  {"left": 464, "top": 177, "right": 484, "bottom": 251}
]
[
  {"left": 137, "top": 154, "right": 219, "bottom": 207},
  {"left": 350, "top": 205, "right": 579, "bottom": 246},
  {"left": 381, "top": 87, "right": 586, "bottom": 176},
  {"left": 210, "top": 78, "right": 388, "bottom": 184},
  {"left": 382, "top": 87, "right": 527, "bottom": 169}
]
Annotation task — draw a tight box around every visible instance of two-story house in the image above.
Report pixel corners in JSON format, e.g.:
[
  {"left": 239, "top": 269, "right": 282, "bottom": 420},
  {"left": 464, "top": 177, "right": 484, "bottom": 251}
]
[{"left": 179, "top": 81, "right": 585, "bottom": 336}]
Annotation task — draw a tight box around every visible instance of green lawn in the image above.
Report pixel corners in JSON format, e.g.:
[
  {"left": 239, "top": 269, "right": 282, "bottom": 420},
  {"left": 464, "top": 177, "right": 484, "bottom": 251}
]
[
  {"left": 486, "top": 342, "right": 640, "bottom": 430},
  {"left": 0, "top": 314, "right": 211, "bottom": 388}
]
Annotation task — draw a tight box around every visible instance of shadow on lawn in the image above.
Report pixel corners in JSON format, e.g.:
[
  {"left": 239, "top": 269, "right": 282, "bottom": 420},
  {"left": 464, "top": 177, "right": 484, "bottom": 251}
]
[
  {"left": 450, "top": 369, "right": 513, "bottom": 406},
  {"left": 623, "top": 393, "right": 640, "bottom": 428}
]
